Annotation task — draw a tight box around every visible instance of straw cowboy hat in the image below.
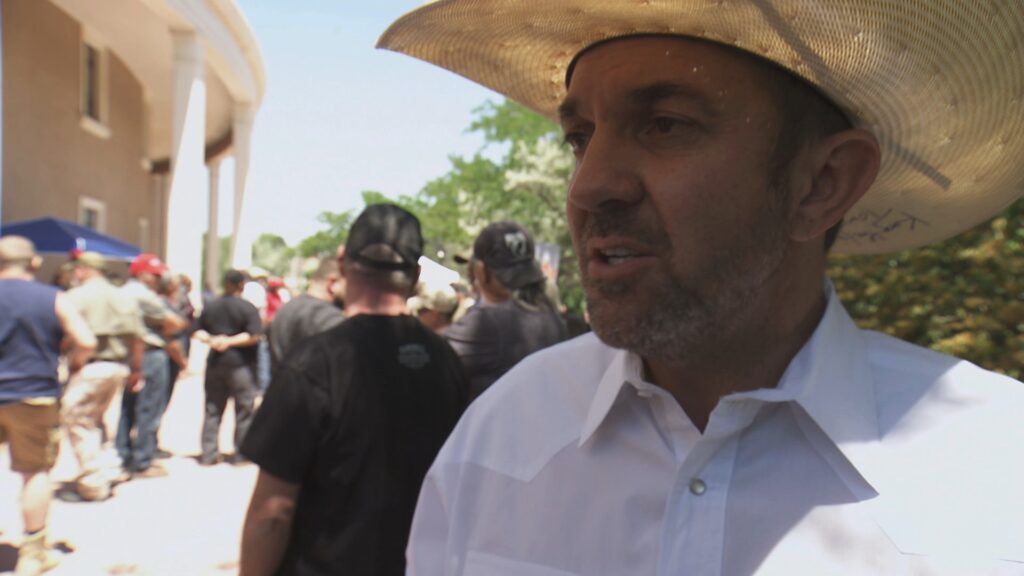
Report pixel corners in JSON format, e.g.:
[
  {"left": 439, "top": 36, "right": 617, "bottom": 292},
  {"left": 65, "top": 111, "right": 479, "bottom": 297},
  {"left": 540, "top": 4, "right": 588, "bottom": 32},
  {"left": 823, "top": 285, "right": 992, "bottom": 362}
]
[{"left": 379, "top": 1, "right": 1024, "bottom": 255}]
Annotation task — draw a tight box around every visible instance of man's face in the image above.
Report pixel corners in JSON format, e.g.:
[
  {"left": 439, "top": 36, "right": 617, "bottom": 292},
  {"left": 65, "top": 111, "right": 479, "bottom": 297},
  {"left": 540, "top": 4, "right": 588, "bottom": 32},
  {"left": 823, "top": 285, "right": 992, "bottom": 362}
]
[{"left": 560, "top": 36, "right": 796, "bottom": 361}]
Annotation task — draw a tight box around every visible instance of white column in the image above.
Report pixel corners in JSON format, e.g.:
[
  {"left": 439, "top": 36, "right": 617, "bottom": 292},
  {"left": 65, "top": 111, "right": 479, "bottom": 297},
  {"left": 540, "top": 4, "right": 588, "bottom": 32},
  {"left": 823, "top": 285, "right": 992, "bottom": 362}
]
[
  {"left": 205, "top": 160, "right": 221, "bottom": 291},
  {"left": 165, "top": 31, "right": 206, "bottom": 285},
  {"left": 230, "top": 103, "right": 255, "bottom": 269}
]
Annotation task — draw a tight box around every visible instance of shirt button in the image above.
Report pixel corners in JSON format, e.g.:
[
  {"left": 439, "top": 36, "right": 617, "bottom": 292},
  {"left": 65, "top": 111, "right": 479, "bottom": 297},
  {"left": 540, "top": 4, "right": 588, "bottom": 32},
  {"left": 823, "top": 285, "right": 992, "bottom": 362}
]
[{"left": 689, "top": 478, "right": 707, "bottom": 496}]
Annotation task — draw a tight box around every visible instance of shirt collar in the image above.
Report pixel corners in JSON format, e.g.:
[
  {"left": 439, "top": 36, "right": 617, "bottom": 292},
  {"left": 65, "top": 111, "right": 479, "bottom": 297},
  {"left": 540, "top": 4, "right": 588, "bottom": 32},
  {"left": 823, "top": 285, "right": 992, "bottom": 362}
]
[
  {"left": 782, "top": 284, "right": 882, "bottom": 491},
  {"left": 577, "top": 285, "right": 882, "bottom": 490},
  {"left": 578, "top": 347, "right": 642, "bottom": 446}
]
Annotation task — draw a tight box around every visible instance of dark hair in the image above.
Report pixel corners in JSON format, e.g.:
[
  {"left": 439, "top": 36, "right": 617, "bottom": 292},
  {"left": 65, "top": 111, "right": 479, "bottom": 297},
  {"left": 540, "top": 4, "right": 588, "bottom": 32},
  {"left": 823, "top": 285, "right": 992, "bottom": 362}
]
[
  {"left": 511, "top": 280, "right": 556, "bottom": 313},
  {"left": 223, "top": 269, "right": 246, "bottom": 290},
  {"left": 755, "top": 54, "right": 852, "bottom": 252}
]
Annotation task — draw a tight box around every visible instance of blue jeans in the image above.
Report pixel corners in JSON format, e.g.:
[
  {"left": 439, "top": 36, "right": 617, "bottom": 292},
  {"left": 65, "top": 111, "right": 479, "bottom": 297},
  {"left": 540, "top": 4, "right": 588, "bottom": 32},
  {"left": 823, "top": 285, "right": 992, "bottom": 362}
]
[
  {"left": 257, "top": 340, "right": 271, "bottom": 391},
  {"left": 116, "top": 348, "right": 169, "bottom": 471}
]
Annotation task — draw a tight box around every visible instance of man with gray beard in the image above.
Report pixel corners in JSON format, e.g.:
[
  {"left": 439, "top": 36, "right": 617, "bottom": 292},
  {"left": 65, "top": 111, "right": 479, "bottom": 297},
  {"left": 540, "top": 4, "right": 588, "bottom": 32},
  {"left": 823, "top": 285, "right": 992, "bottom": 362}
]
[{"left": 381, "top": 1, "right": 1024, "bottom": 574}]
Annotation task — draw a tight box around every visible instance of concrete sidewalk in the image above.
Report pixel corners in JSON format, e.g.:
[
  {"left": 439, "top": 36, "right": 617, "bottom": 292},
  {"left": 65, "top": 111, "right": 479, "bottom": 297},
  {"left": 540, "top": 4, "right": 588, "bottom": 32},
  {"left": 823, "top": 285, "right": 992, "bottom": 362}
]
[{"left": 0, "top": 344, "right": 258, "bottom": 575}]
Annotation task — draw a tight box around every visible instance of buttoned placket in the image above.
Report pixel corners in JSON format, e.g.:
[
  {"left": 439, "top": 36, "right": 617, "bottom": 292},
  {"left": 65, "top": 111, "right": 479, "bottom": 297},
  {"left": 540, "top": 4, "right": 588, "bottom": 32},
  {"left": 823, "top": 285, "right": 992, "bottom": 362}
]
[{"left": 640, "top": 391, "right": 764, "bottom": 576}]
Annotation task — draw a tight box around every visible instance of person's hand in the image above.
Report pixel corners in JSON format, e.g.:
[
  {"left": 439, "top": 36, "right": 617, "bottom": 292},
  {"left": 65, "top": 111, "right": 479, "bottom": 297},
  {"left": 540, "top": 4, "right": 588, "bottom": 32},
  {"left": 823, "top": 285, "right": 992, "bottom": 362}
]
[
  {"left": 210, "top": 336, "right": 230, "bottom": 352},
  {"left": 128, "top": 372, "right": 145, "bottom": 393}
]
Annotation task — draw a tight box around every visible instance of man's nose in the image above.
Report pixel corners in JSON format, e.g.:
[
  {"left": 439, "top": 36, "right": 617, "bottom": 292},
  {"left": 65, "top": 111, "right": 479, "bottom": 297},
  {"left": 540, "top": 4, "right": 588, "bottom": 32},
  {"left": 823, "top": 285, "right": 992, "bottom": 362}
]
[{"left": 567, "top": 130, "right": 643, "bottom": 213}]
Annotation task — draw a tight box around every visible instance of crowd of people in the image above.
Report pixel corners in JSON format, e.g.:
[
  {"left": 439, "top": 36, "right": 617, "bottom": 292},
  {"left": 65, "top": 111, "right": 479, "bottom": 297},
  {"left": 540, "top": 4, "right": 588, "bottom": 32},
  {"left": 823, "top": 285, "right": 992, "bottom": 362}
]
[
  {"left": 0, "top": 207, "right": 578, "bottom": 575},
  {"left": 4, "top": 1, "right": 1024, "bottom": 574}
]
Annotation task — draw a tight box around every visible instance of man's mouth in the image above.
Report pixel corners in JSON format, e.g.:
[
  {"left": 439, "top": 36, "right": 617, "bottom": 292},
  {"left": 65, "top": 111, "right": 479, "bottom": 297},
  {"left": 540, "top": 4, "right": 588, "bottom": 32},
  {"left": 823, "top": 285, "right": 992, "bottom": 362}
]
[{"left": 598, "top": 248, "right": 641, "bottom": 266}]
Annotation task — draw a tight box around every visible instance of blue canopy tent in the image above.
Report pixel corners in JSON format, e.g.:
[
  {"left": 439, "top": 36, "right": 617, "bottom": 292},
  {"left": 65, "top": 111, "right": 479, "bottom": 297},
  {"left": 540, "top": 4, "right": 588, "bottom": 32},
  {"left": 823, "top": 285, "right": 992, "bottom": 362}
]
[{"left": 0, "top": 217, "right": 141, "bottom": 259}]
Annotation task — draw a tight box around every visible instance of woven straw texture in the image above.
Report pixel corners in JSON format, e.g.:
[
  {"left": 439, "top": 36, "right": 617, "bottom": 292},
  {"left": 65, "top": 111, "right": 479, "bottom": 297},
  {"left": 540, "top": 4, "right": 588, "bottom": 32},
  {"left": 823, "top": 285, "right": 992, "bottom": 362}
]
[{"left": 379, "top": 0, "right": 1024, "bottom": 254}]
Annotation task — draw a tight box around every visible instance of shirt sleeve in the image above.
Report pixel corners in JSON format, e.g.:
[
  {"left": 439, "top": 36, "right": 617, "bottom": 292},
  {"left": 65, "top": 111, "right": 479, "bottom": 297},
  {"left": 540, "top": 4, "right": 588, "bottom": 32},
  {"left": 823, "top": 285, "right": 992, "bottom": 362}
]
[
  {"left": 241, "top": 362, "right": 326, "bottom": 483},
  {"left": 443, "top": 307, "right": 498, "bottom": 380},
  {"left": 311, "top": 305, "right": 345, "bottom": 334},
  {"left": 136, "top": 289, "right": 168, "bottom": 323}
]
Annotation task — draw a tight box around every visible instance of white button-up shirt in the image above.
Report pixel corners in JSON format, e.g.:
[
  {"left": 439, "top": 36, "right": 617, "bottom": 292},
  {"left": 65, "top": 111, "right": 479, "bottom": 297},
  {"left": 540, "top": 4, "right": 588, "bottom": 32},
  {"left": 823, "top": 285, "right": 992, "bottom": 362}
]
[{"left": 408, "top": 289, "right": 1024, "bottom": 575}]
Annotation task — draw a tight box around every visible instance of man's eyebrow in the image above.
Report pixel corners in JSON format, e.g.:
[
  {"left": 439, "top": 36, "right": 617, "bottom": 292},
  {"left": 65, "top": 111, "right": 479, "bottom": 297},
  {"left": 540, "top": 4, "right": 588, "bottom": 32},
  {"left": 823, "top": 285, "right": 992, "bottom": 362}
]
[
  {"left": 629, "top": 82, "right": 718, "bottom": 116},
  {"left": 557, "top": 99, "right": 578, "bottom": 122},
  {"left": 558, "top": 82, "right": 718, "bottom": 122}
]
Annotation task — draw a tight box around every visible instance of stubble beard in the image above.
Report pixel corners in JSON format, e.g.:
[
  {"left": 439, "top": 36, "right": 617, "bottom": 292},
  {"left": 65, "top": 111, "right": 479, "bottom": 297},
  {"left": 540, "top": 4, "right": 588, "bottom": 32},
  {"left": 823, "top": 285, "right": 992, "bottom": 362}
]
[{"left": 581, "top": 189, "right": 791, "bottom": 364}]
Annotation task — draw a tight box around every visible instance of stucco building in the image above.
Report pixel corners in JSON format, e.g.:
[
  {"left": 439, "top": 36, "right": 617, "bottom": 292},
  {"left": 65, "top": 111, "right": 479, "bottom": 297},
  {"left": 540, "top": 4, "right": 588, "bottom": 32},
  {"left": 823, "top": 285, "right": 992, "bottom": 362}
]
[{"left": 0, "top": 0, "right": 265, "bottom": 288}]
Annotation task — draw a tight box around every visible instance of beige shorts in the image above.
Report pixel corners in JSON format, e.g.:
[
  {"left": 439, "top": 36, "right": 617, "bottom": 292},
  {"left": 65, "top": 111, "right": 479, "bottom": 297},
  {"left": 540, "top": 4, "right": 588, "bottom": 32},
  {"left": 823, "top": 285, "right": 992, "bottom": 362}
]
[{"left": 0, "top": 399, "right": 61, "bottom": 472}]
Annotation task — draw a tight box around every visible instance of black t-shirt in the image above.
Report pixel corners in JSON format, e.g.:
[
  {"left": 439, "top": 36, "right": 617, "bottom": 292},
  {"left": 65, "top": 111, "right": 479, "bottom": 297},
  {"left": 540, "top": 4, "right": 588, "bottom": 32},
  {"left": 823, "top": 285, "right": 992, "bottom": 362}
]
[
  {"left": 445, "top": 299, "right": 567, "bottom": 399},
  {"left": 241, "top": 314, "right": 469, "bottom": 576},
  {"left": 197, "top": 294, "right": 263, "bottom": 370},
  {"left": 267, "top": 294, "right": 344, "bottom": 371}
]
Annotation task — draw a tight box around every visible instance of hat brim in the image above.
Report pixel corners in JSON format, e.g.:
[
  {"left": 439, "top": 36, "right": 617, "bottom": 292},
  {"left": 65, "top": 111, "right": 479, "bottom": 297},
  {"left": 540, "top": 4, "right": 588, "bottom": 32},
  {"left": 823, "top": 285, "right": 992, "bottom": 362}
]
[{"left": 379, "top": 1, "right": 1024, "bottom": 254}]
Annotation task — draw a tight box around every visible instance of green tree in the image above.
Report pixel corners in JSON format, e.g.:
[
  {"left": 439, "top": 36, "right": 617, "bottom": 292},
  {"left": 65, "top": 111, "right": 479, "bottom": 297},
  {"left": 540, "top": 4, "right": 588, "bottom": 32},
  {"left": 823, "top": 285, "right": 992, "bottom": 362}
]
[
  {"left": 409, "top": 100, "right": 583, "bottom": 309},
  {"left": 252, "top": 233, "right": 294, "bottom": 276},
  {"left": 296, "top": 209, "right": 356, "bottom": 258}
]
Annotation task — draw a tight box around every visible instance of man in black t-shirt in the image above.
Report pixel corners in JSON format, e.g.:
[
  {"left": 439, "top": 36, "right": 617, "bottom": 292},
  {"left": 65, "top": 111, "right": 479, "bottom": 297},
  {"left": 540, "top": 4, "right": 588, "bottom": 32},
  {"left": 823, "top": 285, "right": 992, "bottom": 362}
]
[
  {"left": 193, "top": 269, "right": 263, "bottom": 465},
  {"left": 266, "top": 256, "right": 345, "bottom": 373},
  {"left": 446, "top": 221, "right": 568, "bottom": 399},
  {"left": 240, "top": 205, "right": 468, "bottom": 576}
]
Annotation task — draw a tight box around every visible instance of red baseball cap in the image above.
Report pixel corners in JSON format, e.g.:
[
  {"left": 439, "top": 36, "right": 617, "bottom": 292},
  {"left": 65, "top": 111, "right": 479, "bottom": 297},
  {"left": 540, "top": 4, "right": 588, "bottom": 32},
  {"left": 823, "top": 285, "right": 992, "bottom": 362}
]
[{"left": 129, "top": 253, "right": 168, "bottom": 276}]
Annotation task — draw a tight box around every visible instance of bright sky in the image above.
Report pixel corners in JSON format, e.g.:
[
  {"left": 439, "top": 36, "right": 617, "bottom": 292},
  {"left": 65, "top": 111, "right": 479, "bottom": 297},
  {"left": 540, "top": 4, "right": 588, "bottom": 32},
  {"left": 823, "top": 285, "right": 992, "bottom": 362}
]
[{"left": 227, "top": 0, "right": 501, "bottom": 246}]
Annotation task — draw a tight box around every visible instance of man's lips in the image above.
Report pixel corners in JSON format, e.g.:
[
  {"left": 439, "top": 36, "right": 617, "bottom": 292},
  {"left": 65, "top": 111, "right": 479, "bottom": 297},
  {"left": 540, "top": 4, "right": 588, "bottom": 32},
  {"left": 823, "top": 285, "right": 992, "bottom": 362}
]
[{"left": 584, "top": 237, "right": 658, "bottom": 279}]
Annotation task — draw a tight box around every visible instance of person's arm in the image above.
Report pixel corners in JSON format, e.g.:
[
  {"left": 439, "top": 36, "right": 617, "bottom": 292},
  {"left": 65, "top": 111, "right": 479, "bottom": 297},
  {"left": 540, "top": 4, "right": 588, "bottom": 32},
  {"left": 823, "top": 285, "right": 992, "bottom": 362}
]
[
  {"left": 206, "top": 332, "right": 261, "bottom": 352},
  {"left": 165, "top": 337, "right": 187, "bottom": 370},
  {"left": 239, "top": 470, "right": 301, "bottom": 576},
  {"left": 160, "top": 310, "right": 188, "bottom": 337},
  {"left": 55, "top": 292, "right": 96, "bottom": 374},
  {"left": 127, "top": 337, "right": 144, "bottom": 392}
]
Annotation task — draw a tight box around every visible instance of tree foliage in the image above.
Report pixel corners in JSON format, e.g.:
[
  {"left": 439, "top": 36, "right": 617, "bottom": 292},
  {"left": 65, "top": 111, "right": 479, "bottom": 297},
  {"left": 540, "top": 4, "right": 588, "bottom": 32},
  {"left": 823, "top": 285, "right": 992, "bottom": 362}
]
[
  {"left": 829, "top": 198, "right": 1024, "bottom": 378},
  {"left": 296, "top": 210, "right": 356, "bottom": 258},
  {"left": 402, "top": 100, "right": 584, "bottom": 309},
  {"left": 252, "top": 233, "right": 294, "bottom": 276}
]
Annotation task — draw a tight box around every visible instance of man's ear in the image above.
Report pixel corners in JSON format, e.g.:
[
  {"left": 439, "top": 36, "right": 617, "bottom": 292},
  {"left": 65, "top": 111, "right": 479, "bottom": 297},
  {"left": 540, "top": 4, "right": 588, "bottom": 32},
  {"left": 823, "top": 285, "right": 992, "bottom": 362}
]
[
  {"left": 407, "top": 266, "right": 422, "bottom": 297},
  {"left": 789, "top": 128, "right": 881, "bottom": 243},
  {"left": 337, "top": 252, "right": 349, "bottom": 278},
  {"left": 472, "top": 260, "right": 488, "bottom": 288},
  {"left": 30, "top": 256, "right": 43, "bottom": 272}
]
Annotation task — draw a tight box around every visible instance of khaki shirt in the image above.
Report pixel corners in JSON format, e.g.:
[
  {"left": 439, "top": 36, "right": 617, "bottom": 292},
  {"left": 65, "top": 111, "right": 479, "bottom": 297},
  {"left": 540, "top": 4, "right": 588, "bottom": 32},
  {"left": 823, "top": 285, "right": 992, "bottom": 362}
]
[
  {"left": 121, "top": 279, "right": 169, "bottom": 348},
  {"left": 66, "top": 276, "right": 145, "bottom": 361}
]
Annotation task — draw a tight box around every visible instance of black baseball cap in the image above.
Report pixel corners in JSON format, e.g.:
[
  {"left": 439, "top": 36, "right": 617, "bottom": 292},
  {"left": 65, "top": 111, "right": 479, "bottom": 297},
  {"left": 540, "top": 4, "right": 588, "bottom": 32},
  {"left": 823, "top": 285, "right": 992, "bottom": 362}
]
[
  {"left": 345, "top": 204, "right": 423, "bottom": 271},
  {"left": 472, "top": 221, "right": 545, "bottom": 290}
]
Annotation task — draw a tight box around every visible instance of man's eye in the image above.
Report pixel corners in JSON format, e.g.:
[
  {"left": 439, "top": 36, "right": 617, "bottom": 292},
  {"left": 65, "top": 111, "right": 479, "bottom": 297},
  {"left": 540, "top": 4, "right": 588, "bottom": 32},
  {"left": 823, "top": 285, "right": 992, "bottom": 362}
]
[
  {"left": 562, "top": 132, "right": 589, "bottom": 154},
  {"left": 650, "top": 117, "right": 692, "bottom": 135}
]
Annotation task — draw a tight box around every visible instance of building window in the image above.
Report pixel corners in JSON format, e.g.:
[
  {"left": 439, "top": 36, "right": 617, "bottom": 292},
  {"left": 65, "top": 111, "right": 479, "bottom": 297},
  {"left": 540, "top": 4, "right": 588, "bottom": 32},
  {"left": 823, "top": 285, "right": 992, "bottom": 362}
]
[
  {"left": 83, "top": 44, "right": 100, "bottom": 120},
  {"left": 79, "top": 32, "right": 110, "bottom": 139},
  {"left": 79, "top": 197, "right": 106, "bottom": 232}
]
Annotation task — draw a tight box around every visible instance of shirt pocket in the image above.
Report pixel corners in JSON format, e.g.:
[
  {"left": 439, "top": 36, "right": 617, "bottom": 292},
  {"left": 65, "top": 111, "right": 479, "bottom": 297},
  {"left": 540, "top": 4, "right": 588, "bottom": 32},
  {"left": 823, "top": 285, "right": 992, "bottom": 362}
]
[{"left": 463, "top": 551, "right": 578, "bottom": 576}]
